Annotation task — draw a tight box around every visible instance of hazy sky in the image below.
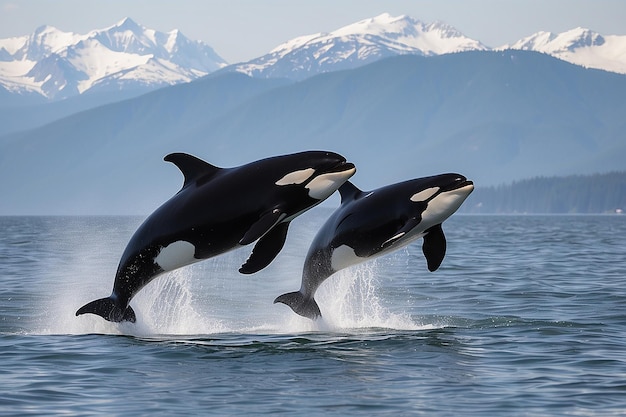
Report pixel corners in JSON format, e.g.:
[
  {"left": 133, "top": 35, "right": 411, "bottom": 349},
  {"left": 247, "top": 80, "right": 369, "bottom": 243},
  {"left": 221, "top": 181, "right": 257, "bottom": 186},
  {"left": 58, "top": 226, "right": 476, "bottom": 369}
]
[{"left": 1, "top": 0, "right": 625, "bottom": 63}]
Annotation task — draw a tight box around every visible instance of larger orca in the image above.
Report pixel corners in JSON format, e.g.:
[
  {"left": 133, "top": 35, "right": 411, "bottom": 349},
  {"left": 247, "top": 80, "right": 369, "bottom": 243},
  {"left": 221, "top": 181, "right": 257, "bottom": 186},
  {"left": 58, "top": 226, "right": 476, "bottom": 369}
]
[
  {"left": 76, "top": 151, "right": 356, "bottom": 323},
  {"left": 274, "top": 174, "right": 474, "bottom": 319}
]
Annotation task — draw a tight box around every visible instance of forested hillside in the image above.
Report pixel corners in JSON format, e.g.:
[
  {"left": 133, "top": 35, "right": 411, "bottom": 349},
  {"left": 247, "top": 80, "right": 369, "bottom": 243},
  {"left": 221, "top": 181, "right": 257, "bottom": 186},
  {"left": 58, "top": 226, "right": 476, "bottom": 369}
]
[{"left": 462, "top": 172, "right": 626, "bottom": 214}]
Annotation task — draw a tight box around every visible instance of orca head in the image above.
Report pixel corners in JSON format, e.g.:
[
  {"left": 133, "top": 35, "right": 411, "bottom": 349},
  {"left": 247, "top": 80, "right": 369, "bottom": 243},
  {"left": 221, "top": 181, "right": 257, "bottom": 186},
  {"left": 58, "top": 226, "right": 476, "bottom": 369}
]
[
  {"left": 408, "top": 173, "right": 474, "bottom": 230},
  {"left": 274, "top": 151, "right": 356, "bottom": 201}
]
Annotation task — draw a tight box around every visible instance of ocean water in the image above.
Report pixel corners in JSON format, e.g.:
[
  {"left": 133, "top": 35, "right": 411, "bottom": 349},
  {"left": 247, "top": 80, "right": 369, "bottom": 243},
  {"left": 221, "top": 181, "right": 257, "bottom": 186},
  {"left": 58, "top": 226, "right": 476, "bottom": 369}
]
[{"left": 1, "top": 211, "right": 625, "bottom": 416}]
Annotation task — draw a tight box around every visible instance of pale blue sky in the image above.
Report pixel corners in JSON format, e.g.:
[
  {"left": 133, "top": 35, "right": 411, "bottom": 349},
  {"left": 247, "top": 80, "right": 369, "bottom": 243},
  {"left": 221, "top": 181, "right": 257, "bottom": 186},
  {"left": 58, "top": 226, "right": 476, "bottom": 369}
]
[{"left": 1, "top": 0, "right": 624, "bottom": 63}]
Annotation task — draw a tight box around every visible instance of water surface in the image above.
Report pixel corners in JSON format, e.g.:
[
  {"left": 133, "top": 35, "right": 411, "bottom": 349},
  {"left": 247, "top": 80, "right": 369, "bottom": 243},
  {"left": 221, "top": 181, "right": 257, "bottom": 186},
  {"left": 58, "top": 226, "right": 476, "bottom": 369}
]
[{"left": 1, "top": 213, "right": 625, "bottom": 415}]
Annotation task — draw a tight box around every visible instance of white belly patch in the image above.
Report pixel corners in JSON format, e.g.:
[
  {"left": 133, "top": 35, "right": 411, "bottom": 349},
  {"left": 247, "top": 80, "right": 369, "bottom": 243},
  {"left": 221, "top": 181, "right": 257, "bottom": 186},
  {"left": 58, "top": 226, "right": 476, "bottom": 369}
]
[
  {"left": 330, "top": 244, "right": 362, "bottom": 271},
  {"left": 155, "top": 240, "right": 198, "bottom": 272}
]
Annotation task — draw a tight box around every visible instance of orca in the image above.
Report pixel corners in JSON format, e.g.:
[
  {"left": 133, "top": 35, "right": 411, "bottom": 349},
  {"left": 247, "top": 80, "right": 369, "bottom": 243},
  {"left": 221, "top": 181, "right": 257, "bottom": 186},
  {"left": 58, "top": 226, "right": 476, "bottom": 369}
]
[
  {"left": 76, "top": 151, "right": 356, "bottom": 323},
  {"left": 274, "top": 174, "right": 474, "bottom": 319}
]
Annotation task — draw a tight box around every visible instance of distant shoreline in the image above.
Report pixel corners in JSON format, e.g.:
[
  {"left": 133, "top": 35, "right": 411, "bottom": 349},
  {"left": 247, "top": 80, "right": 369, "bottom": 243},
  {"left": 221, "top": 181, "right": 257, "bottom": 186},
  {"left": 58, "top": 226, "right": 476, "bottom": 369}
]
[{"left": 461, "top": 171, "right": 626, "bottom": 214}]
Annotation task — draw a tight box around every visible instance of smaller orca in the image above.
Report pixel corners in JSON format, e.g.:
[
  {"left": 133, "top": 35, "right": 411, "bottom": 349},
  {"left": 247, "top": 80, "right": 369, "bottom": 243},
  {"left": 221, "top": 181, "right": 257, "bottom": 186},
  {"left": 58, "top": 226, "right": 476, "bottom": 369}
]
[
  {"left": 274, "top": 174, "right": 474, "bottom": 319},
  {"left": 76, "top": 151, "right": 355, "bottom": 323}
]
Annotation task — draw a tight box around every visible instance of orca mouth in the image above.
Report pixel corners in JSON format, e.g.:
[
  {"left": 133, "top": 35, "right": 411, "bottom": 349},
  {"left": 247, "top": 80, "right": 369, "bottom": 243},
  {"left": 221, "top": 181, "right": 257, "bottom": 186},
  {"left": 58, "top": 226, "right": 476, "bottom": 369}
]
[
  {"left": 324, "top": 160, "right": 356, "bottom": 175},
  {"left": 441, "top": 175, "right": 474, "bottom": 192}
]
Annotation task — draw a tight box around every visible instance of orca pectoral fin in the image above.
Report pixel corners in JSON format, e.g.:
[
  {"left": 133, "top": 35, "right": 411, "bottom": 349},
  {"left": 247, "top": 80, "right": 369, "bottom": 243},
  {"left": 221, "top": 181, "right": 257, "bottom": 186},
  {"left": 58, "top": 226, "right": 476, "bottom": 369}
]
[
  {"left": 422, "top": 223, "right": 447, "bottom": 272},
  {"left": 239, "top": 222, "right": 289, "bottom": 274},
  {"left": 239, "top": 209, "right": 285, "bottom": 246}
]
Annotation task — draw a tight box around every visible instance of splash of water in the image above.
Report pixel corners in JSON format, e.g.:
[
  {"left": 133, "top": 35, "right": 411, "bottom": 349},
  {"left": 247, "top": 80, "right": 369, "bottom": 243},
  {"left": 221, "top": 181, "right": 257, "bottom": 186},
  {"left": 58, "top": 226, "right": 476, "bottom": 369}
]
[
  {"left": 131, "top": 269, "right": 227, "bottom": 336},
  {"left": 314, "top": 261, "right": 430, "bottom": 331},
  {"left": 40, "top": 250, "right": 433, "bottom": 336},
  {"left": 249, "top": 260, "right": 434, "bottom": 334}
]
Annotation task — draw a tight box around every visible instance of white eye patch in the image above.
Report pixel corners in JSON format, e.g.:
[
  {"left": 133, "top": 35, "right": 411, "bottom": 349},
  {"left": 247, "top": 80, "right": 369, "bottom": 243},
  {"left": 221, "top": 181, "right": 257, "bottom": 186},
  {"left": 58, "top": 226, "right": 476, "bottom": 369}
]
[
  {"left": 275, "top": 168, "right": 316, "bottom": 186},
  {"left": 410, "top": 187, "right": 440, "bottom": 203}
]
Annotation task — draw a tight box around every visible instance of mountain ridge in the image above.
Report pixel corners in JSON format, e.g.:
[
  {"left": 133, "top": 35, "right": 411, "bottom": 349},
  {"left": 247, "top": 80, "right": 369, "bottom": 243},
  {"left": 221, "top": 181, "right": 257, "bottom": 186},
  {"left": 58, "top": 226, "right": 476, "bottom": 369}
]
[
  {"left": 2, "top": 13, "right": 626, "bottom": 102},
  {"left": 223, "top": 13, "right": 489, "bottom": 80},
  {"left": 0, "top": 17, "right": 227, "bottom": 100},
  {"left": 502, "top": 27, "right": 626, "bottom": 74},
  {"left": 223, "top": 13, "right": 626, "bottom": 79}
]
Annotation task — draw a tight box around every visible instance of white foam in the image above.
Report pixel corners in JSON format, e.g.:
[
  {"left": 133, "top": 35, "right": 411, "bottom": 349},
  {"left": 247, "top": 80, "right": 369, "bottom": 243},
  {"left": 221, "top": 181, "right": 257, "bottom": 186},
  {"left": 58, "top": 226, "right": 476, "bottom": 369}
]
[
  {"left": 34, "top": 222, "right": 434, "bottom": 337},
  {"left": 131, "top": 269, "right": 227, "bottom": 335},
  {"left": 313, "top": 261, "right": 426, "bottom": 331}
]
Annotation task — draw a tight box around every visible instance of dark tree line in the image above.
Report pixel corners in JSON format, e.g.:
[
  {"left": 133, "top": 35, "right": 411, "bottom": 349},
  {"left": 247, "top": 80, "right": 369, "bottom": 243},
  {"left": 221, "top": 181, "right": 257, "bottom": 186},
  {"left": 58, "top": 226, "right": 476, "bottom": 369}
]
[{"left": 461, "top": 172, "right": 626, "bottom": 214}]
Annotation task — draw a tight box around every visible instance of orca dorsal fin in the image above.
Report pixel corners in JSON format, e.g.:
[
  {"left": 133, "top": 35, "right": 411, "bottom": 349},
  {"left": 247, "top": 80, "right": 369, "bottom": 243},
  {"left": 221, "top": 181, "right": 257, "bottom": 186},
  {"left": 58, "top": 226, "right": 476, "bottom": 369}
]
[
  {"left": 338, "top": 181, "right": 363, "bottom": 203},
  {"left": 164, "top": 153, "right": 221, "bottom": 188}
]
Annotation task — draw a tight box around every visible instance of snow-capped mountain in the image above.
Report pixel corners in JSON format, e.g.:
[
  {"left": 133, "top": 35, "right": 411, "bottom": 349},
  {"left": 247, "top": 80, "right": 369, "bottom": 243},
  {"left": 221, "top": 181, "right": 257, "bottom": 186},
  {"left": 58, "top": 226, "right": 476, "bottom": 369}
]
[
  {"left": 0, "top": 18, "right": 227, "bottom": 100},
  {"left": 225, "top": 13, "right": 626, "bottom": 79},
  {"left": 1, "top": 14, "right": 625, "bottom": 103},
  {"left": 502, "top": 27, "right": 626, "bottom": 74},
  {"left": 227, "top": 13, "right": 488, "bottom": 79}
]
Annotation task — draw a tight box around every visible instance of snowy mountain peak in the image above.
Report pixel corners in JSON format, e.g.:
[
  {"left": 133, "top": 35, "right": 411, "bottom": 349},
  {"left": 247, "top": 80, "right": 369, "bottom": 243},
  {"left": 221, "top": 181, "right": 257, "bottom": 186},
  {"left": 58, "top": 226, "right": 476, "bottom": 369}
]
[
  {"left": 0, "top": 18, "right": 227, "bottom": 100},
  {"left": 508, "top": 27, "right": 605, "bottom": 53},
  {"left": 2, "top": 14, "right": 625, "bottom": 102},
  {"left": 238, "top": 14, "right": 625, "bottom": 79},
  {"left": 333, "top": 12, "right": 412, "bottom": 36},
  {"left": 308, "top": 12, "right": 486, "bottom": 54},
  {"left": 16, "top": 25, "right": 80, "bottom": 61},
  {"left": 112, "top": 17, "right": 143, "bottom": 32},
  {"left": 564, "top": 27, "right": 605, "bottom": 48},
  {"left": 231, "top": 13, "right": 487, "bottom": 79},
  {"left": 93, "top": 18, "right": 160, "bottom": 55},
  {"left": 504, "top": 27, "right": 626, "bottom": 74},
  {"left": 333, "top": 13, "right": 464, "bottom": 42}
]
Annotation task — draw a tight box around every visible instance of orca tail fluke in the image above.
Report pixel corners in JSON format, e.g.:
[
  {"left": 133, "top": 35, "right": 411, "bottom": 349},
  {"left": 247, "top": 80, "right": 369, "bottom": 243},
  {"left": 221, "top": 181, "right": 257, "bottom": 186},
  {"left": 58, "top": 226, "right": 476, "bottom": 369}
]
[
  {"left": 75, "top": 297, "right": 136, "bottom": 323},
  {"left": 274, "top": 291, "right": 321, "bottom": 320}
]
